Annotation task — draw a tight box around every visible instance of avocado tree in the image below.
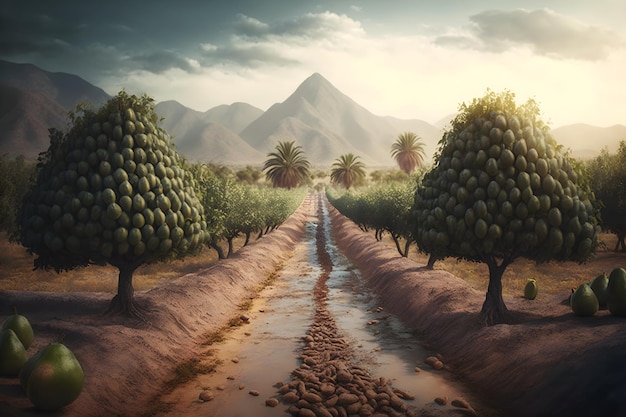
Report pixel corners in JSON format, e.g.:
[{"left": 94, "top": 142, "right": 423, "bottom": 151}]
[
  {"left": 15, "top": 91, "right": 208, "bottom": 318},
  {"left": 412, "top": 90, "right": 598, "bottom": 325},
  {"left": 0, "top": 154, "right": 35, "bottom": 234},
  {"left": 586, "top": 142, "right": 626, "bottom": 251}
]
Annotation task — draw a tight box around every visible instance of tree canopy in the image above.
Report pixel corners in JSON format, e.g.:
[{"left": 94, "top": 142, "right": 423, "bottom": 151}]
[
  {"left": 263, "top": 140, "right": 311, "bottom": 189},
  {"left": 330, "top": 153, "right": 366, "bottom": 190},
  {"left": 15, "top": 91, "right": 208, "bottom": 317},
  {"left": 412, "top": 90, "right": 599, "bottom": 325},
  {"left": 391, "top": 132, "right": 426, "bottom": 175},
  {"left": 586, "top": 141, "right": 626, "bottom": 251},
  {"left": 0, "top": 154, "right": 35, "bottom": 234}
]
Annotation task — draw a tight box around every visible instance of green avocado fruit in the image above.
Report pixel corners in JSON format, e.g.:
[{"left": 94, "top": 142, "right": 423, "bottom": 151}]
[
  {"left": 2, "top": 308, "right": 34, "bottom": 349},
  {"left": 0, "top": 329, "right": 28, "bottom": 376},
  {"left": 590, "top": 273, "right": 609, "bottom": 309},
  {"left": 570, "top": 283, "right": 599, "bottom": 317},
  {"left": 607, "top": 267, "right": 626, "bottom": 317},
  {"left": 21, "top": 343, "right": 85, "bottom": 410},
  {"left": 523, "top": 278, "right": 538, "bottom": 300}
]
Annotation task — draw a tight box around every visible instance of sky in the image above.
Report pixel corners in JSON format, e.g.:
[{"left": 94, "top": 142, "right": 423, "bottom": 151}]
[{"left": 1, "top": 0, "right": 625, "bottom": 127}]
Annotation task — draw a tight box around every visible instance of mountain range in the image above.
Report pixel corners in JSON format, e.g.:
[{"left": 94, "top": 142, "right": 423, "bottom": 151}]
[{"left": 1, "top": 59, "right": 624, "bottom": 167}]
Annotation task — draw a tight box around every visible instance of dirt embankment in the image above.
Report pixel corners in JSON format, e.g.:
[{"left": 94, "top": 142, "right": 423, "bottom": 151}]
[
  {"left": 0, "top": 196, "right": 312, "bottom": 417},
  {"left": 328, "top": 204, "right": 626, "bottom": 417},
  {"left": 2, "top": 193, "right": 626, "bottom": 417}
]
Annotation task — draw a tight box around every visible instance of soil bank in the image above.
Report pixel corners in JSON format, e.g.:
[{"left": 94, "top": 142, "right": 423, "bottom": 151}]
[
  {"left": 329, "top": 203, "right": 626, "bottom": 417},
  {"left": 1, "top": 193, "right": 625, "bottom": 417}
]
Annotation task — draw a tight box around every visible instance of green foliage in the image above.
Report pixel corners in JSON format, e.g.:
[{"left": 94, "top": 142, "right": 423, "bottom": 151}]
[
  {"left": 391, "top": 132, "right": 426, "bottom": 175},
  {"left": 235, "top": 165, "right": 262, "bottom": 184},
  {"left": 263, "top": 140, "right": 311, "bottom": 189},
  {"left": 369, "top": 167, "right": 427, "bottom": 185},
  {"left": 416, "top": 90, "right": 597, "bottom": 265},
  {"left": 413, "top": 89, "right": 599, "bottom": 324},
  {"left": 0, "top": 154, "right": 35, "bottom": 234},
  {"left": 327, "top": 180, "right": 416, "bottom": 256},
  {"left": 586, "top": 141, "right": 626, "bottom": 250},
  {"left": 329, "top": 154, "right": 366, "bottom": 190},
  {"left": 193, "top": 163, "right": 306, "bottom": 258},
  {"left": 15, "top": 90, "right": 208, "bottom": 273}
]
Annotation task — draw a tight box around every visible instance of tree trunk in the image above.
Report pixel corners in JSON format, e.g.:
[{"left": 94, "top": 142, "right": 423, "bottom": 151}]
[
  {"left": 227, "top": 237, "right": 234, "bottom": 257},
  {"left": 106, "top": 263, "right": 144, "bottom": 319},
  {"left": 402, "top": 239, "right": 411, "bottom": 258},
  {"left": 390, "top": 233, "right": 405, "bottom": 257},
  {"left": 480, "top": 257, "right": 511, "bottom": 326},
  {"left": 426, "top": 254, "right": 437, "bottom": 270},
  {"left": 211, "top": 242, "right": 226, "bottom": 259}
]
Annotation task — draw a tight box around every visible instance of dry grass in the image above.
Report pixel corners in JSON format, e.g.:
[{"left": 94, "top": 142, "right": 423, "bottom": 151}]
[
  {"left": 378, "top": 232, "right": 626, "bottom": 299},
  {"left": 0, "top": 232, "right": 254, "bottom": 294}
]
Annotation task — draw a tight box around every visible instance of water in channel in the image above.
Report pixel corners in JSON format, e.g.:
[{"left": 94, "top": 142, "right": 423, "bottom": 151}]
[{"left": 156, "top": 194, "right": 491, "bottom": 417}]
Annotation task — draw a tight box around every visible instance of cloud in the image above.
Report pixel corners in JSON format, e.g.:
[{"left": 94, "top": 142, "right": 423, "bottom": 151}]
[
  {"left": 271, "top": 11, "right": 364, "bottom": 41},
  {"left": 129, "top": 50, "right": 202, "bottom": 74},
  {"left": 234, "top": 14, "right": 270, "bottom": 37},
  {"left": 0, "top": 11, "right": 82, "bottom": 57},
  {"left": 200, "top": 11, "right": 365, "bottom": 68},
  {"left": 435, "top": 8, "right": 624, "bottom": 60}
]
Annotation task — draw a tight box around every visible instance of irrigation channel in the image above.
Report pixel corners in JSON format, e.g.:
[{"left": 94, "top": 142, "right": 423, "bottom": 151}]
[{"left": 155, "top": 194, "right": 494, "bottom": 417}]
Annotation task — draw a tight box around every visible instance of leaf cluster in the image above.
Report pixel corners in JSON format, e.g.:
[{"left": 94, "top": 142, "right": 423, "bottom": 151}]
[{"left": 327, "top": 181, "right": 416, "bottom": 256}]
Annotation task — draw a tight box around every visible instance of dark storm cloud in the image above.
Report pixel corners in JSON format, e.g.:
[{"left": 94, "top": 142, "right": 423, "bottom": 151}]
[
  {"left": 435, "top": 8, "right": 623, "bottom": 60},
  {"left": 0, "top": 11, "right": 82, "bottom": 57},
  {"left": 0, "top": 0, "right": 335, "bottom": 79},
  {"left": 0, "top": 0, "right": 234, "bottom": 81}
]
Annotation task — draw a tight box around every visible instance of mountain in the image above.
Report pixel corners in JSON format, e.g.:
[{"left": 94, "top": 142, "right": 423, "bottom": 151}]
[
  {"left": 2, "top": 60, "right": 624, "bottom": 167},
  {"left": 239, "top": 72, "right": 442, "bottom": 166},
  {"left": 0, "top": 60, "right": 111, "bottom": 159},
  {"left": 0, "top": 60, "right": 110, "bottom": 111},
  {"left": 0, "top": 85, "right": 68, "bottom": 157},
  {"left": 550, "top": 123, "right": 626, "bottom": 160},
  {"left": 155, "top": 100, "right": 207, "bottom": 139},
  {"left": 155, "top": 100, "right": 265, "bottom": 165},
  {"left": 434, "top": 113, "right": 457, "bottom": 130},
  {"left": 204, "top": 102, "right": 264, "bottom": 134},
  {"left": 383, "top": 116, "right": 444, "bottom": 160}
]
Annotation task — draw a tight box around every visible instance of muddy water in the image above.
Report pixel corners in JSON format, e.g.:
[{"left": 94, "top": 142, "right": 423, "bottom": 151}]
[{"left": 155, "top": 195, "right": 492, "bottom": 416}]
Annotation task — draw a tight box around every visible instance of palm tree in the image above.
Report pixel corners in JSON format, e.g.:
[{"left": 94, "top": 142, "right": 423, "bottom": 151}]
[
  {"left": 330, "top": 153, "right": 366, "bottom": 189},
  {"left": 391, "top": 132, "right": 425, "bottom": 175},
  {"left": 263, "top": 140, "right": 311, "bottom": 189}
]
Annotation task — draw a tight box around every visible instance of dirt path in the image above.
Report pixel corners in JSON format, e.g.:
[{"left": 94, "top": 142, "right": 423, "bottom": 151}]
[
  {"left": 2, "top": 192, "right": 625, "bottom": 417},
  {"left": 151, "top": 193, "right": 495, "bottom": 417}
]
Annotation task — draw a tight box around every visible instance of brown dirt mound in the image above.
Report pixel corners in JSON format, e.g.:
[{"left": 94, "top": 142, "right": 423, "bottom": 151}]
[
  {"left": 328, "top": 204, "right": 626, "bottom": 417},
  {"left": 0, "top": 197, "right": 312, "bottom": 417}
]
